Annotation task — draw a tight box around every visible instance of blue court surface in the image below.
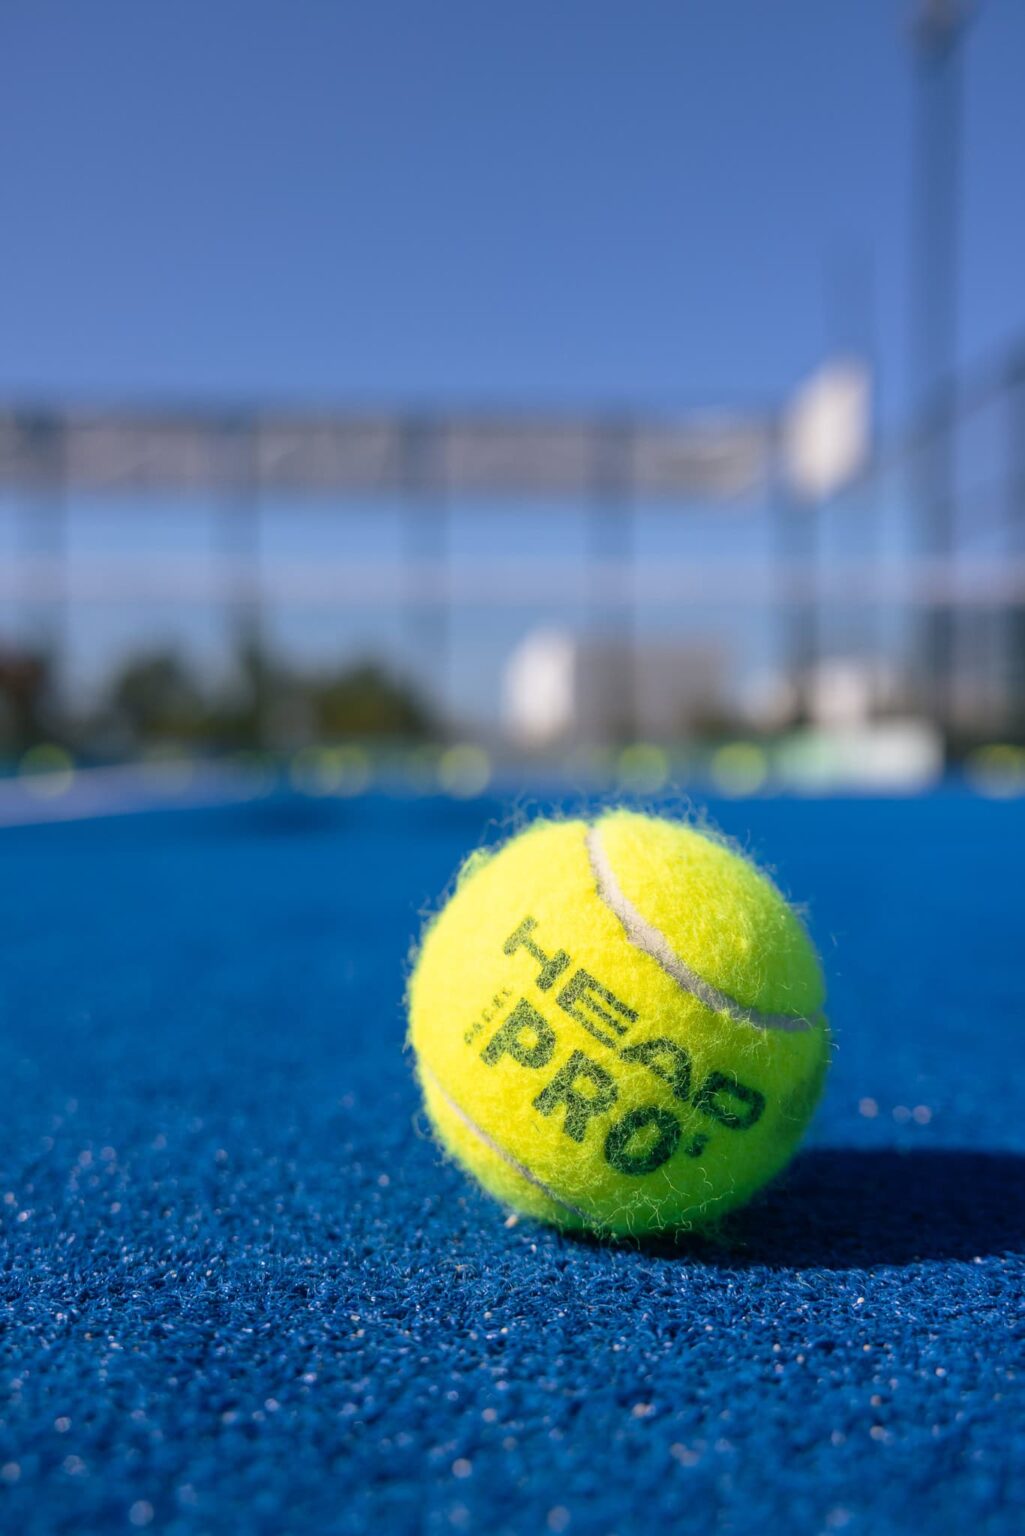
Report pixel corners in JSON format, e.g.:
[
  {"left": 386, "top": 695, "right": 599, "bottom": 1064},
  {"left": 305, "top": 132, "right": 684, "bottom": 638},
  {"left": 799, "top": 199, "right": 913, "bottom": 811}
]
[{"left": 1, "top": 789, "right": 1023, "bottom": 1535}]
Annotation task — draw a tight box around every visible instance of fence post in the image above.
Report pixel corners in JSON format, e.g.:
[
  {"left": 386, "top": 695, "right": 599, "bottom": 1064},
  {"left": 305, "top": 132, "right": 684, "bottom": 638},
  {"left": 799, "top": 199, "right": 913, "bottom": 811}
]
[
  {"left": 588, "top": 417, "right": 636, "bottom": 746},
  {"left": 400, "top": 416, "right": 448, "bottom": 731},
  {"left": 1006, "top": 353, "right": 1025, "bottom": 740},
  {"left": 17, "top": 410, "right": 68, "bottom": 740}
]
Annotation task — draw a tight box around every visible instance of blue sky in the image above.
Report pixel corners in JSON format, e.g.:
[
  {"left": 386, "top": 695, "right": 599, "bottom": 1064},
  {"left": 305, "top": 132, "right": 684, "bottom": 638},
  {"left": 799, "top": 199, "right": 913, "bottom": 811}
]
[
  {"left": 2, "top": 0, "right": 1023, "bottom": 416},
  {"left": 1, "top": 2, "right": 1023, "bottom": 720}
]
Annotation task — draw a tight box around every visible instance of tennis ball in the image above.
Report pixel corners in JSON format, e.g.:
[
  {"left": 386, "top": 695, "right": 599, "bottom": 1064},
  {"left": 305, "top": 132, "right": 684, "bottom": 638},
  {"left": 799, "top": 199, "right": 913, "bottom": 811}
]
[{"left": 409, "top": 810, "right": 829, "bottom": 1238}]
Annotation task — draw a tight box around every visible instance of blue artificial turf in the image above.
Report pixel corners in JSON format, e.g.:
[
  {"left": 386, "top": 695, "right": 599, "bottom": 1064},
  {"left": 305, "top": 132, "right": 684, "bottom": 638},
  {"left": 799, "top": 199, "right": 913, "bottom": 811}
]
[{"left": 1, "top": 790, "right": 1023, "bottom": 1535}]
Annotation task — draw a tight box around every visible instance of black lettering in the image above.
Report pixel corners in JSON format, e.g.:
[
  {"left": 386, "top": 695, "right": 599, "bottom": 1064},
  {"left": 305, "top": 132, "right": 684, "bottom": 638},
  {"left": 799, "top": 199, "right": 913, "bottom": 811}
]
[
  {"left": 481, "top": 998, "right": 556, "bottom": 1069},
  {"left": 693, "top": 1070, "right": 765, "bottom": 1130},
  {"left": 503, "top": 917, "right": 571, "bottom": 991},
  {"left": 604, "top": 1106, "right": 682, "bottom": 1175},
  {"left": 619, "top": 1037, "right": 692, "bottom": 1101},
  {"left": 533, "top": 1049, "right": 618, "bottom": 1141},
  {"left": 556, "top": 968, "right": 637, "bottom": 1047}
]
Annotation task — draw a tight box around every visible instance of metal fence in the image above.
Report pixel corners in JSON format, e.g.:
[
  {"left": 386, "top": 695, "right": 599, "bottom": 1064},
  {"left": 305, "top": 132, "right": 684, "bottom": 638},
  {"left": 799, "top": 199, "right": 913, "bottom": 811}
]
[{"left": 0, "top": 343, "right": 1023, "bottom": 758}]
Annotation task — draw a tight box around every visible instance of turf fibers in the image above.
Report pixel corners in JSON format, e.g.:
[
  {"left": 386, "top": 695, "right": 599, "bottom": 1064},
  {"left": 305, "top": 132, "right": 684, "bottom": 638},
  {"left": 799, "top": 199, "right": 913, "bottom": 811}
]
[{"left": 0, "top": 792, "right": 1022, "bottom": 1535}]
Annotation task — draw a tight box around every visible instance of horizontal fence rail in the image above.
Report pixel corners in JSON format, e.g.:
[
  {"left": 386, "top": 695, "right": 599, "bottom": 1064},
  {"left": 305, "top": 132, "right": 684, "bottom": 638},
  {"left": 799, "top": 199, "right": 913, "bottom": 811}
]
[{"left": 0, "top": 408, "right": 774, "bottom": 501}]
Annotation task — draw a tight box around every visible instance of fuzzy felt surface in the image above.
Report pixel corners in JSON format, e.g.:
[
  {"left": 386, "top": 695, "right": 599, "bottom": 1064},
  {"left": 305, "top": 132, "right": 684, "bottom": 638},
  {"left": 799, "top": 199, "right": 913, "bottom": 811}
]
[
  {"left": 410, "top": 812, "right": 829, "bottom": 1234},
  {"left": 1, "top": 791, "right": 1024, "bottom": 1535}
]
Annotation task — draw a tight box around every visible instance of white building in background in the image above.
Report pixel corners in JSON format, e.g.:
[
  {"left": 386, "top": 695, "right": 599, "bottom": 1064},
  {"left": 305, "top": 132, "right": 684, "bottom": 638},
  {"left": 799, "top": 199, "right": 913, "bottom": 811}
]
[
  {"left": 782, "top": 358, "right": 871, "bottom": 503},
  {"left": 502, "top": 628, "right": 724, "bottom": 747},
  {"left": 738, "top": 657, "right": 902, "bottom": 732}
]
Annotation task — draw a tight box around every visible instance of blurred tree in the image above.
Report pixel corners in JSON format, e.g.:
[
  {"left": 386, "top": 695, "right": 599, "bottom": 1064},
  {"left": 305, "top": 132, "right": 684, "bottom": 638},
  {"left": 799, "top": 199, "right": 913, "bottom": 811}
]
[
  {"left": 31, "top": 646, "right": 439, "bottom": 756},
  {"left": 0, "top": 648, "right": 52, "bottom": 754},
  {"left": 104, "top": 653, "right": 209, "bottom": 744},
  {"left": 213, "top": 648, "right": 437, "bottom": 748},
  {"left": 313, "top": 662, "right": 434, "bottom": 740}
]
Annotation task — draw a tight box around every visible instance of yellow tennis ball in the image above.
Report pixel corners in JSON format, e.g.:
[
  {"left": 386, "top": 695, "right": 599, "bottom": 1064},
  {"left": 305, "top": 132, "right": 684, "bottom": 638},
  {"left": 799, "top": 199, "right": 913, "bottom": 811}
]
[{"left": 408, "top": 810, "right": 829, "bottom": 1238}]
